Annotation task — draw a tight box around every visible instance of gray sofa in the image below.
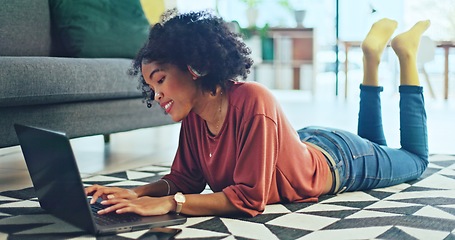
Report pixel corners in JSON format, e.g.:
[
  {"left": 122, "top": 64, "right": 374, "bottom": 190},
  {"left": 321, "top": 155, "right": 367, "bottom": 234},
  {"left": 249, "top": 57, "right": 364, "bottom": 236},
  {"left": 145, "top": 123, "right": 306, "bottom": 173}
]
[{"left": 0, "top": 0, "right": 173, "bottom": 148}]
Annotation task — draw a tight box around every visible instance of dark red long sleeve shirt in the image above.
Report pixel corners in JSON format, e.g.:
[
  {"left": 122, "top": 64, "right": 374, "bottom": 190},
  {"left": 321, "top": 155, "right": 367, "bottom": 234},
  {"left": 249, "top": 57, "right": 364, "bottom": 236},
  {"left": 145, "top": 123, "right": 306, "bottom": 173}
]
[{"left": 163, "top": 81, "right": 329, "bottom": 217}]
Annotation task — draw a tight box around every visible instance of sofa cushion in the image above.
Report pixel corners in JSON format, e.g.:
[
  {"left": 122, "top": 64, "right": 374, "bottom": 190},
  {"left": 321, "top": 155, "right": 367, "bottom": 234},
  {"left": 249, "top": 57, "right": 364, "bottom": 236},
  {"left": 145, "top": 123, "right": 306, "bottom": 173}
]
[
  {"left": 0, "top": 57, "right": 143, "bottom": 107},
  {"left": 0, "top": 0, "right": 52, "bottom": 56},
  {"left": 49, "top": 0, "right": 150, "bottom": 58}
]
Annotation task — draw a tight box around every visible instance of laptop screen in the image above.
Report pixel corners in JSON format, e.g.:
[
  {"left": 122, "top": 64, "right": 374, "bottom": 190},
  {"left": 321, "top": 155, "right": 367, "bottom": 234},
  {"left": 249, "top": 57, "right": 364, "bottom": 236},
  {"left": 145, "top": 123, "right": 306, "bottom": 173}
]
[
  {"left": 14, "top": 124, "right": 186, "bottom": 235},
  {"left": 14, "top": 124, "right": 96, "bottom": 232}
]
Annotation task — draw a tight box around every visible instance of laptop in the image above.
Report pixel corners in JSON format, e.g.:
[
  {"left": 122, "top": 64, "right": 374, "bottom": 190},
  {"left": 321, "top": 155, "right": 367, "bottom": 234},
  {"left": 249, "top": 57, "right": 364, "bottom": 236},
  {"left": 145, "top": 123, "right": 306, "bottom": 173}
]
[{"left": 14, "top": 123, "right": 186, "bottom": 235}]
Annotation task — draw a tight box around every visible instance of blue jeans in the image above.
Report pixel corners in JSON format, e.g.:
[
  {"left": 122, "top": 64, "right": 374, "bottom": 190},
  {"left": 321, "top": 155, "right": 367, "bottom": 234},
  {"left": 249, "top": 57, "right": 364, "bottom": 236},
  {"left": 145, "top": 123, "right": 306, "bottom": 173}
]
[{"left": 298, "top": 85, "right": 429, "bottom": 194}]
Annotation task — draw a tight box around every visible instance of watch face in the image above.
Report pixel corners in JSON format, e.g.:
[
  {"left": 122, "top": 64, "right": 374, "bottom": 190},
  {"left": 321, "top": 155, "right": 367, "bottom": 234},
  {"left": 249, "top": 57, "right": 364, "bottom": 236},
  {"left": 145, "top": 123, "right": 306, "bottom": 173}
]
[{"left": 175, "top": 193, "right": 186, "bottom": 203}]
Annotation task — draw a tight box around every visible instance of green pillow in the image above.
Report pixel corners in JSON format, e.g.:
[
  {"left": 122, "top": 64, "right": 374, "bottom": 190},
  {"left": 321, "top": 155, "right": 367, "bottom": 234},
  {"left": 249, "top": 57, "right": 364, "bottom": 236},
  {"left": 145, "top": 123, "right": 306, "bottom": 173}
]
[{"left": 49, "top": 0, "right": 150, "bottom": 58}]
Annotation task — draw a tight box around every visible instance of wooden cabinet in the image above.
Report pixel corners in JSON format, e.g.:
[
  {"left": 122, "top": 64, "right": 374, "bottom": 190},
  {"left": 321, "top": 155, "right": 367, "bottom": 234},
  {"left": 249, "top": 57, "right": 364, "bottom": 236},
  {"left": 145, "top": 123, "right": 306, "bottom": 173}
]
[{"left": 268, "top": 27, "right": 316, "bottom": 90}]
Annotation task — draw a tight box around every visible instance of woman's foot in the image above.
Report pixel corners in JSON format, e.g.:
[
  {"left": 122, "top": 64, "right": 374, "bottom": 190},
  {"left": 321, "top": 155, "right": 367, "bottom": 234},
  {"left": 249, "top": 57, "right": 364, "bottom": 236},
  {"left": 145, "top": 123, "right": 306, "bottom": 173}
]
[
  {"left": 361, "top": 18, "right": 398, "bottom": 63},
  {"left": 361, "top": 18, "right": 398, "bottom": 86},
  {"left": 391, "top": 20, "right": 431, "bottom": 60},
  {"left": 391, "top": 20, "right": 431, "bottom": 86}
]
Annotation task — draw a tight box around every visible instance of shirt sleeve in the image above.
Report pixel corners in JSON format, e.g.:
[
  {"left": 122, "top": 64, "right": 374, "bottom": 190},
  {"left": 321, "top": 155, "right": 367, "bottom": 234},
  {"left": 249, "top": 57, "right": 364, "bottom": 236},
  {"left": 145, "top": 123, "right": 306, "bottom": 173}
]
[
  {"left": 163, "top": 122, "right": 207, "bottom": 194},
  {"left": 222, "top": 114, "right": 279, "bottom": 217}
]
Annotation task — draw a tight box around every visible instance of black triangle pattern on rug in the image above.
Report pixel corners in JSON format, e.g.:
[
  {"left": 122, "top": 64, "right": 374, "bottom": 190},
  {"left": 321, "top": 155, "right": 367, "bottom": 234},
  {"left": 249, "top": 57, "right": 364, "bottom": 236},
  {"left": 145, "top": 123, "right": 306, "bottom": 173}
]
[
  {"left": 105, "top": 171, "right": 129, "bottom": 179},
  {"left": 376, "top": 226, "right": 417, "bottom": 240},
  {"left": 235, "top": 213, "right": 284, "bottom": 224},
  {"left": 366, "top": 206, "right": 422, "bottom": 215},
  {"left": 365, "top": 189, "right": 395, "bottom": 199},
  {"left": 265, "top": 224, "right": 311, "bottom": 239},
  {"left": 302, "top": 209, "right": 359, "bottom": 219},
  {"left": 0, "top": 154, "right": 454, "bottom": 239},
  {"left": 187, "top": 217, "right": 230, "bottom": 234},
  {"left": 0, "top": 188, "right": 36, "bottom": 200}
]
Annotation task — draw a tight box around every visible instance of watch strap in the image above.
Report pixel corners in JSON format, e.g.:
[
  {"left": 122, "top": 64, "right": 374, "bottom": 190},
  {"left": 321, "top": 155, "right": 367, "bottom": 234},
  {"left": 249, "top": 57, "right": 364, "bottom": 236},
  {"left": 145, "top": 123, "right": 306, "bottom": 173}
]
[
  {"left": 175, "top": 203, "right": 183, "bottom": 214},
  {"left": 174, "top": 192, "right": 185, "bottom": 215}
]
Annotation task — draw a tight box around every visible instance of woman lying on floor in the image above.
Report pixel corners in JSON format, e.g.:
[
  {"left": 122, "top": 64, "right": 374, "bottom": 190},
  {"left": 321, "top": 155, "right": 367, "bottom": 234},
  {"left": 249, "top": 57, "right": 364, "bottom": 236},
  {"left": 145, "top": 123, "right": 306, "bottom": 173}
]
[{"left": 86, "top": 9, "right": 430, "bottom": 217}]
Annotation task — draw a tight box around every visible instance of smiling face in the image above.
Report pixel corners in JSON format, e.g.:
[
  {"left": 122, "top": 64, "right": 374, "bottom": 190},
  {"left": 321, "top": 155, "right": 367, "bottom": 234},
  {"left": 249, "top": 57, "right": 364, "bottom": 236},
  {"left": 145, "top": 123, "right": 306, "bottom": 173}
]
[{"left": 141, "top": 62, "right": 202, "bottom": 122}]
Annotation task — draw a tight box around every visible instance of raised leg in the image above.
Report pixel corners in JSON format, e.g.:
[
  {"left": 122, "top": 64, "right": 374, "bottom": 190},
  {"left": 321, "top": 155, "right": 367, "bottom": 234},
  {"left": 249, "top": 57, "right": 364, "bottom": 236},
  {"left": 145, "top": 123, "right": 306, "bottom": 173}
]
[
  {"left": 392, "top": 20, "right": 430, "bottom": 159},
  {"left": 357, "top": 19, "right": 397, "bottom": 145},
  {"left": 361, "top": 18, "right": 398, "bottom": 86},
  {"left": 391, "top": 20, "right": 431, "bottom": 86}
]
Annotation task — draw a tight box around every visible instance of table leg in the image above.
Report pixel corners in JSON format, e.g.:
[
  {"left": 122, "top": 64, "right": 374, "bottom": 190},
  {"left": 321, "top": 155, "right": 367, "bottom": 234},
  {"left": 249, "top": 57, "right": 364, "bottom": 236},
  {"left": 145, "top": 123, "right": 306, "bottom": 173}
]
[
  {"left": 293, "top": 67, "right": 300, "bottom": 89},
  {"left": 344, "top": 43, "right": 350, "bottom": 99},
  {"left": 444, "top": 46, "right": 449, "bottom": 99}
]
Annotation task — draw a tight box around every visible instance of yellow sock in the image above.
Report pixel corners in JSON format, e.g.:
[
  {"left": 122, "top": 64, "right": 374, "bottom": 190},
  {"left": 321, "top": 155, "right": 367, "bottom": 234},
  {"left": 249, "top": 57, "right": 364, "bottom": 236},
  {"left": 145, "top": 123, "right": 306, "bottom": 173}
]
[
  {"left": 391, "top": 20, "right": 431, "bottom": 86},
  {"left": 361, "top": 18, "right": 398, "bottom": 86}
]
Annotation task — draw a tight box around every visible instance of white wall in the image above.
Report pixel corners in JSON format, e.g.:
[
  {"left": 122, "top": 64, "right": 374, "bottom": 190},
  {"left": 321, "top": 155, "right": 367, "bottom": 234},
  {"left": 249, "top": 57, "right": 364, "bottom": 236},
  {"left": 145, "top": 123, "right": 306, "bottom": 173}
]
[{"left": 339, "top": 0, "right": 404, "bottom": 41}]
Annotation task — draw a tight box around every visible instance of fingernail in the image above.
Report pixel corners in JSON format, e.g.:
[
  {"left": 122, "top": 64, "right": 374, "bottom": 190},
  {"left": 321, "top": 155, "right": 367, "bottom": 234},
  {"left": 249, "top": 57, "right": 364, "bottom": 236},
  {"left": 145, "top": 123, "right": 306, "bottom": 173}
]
[
  {"left": 107, "top": 195, "right": 114, "bottom": 199},
  {"left": 101, "top": 200, "right": 106, "bottom": 204}
]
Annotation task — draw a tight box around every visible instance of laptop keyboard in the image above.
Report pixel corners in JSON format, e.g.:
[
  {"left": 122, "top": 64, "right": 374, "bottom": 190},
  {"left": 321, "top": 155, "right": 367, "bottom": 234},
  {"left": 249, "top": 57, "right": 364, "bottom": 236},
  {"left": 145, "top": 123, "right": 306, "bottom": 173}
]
[{"left": 90, "top": 202, "right": 142, "bottom": 226}]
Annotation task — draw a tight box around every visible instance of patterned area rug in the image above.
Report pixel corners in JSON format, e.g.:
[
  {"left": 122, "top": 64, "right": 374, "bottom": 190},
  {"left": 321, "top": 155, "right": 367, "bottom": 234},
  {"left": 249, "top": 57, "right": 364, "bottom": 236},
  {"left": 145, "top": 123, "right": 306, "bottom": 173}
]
[{"left": 1, "top": 154, "right": 455, "bottom": 240}]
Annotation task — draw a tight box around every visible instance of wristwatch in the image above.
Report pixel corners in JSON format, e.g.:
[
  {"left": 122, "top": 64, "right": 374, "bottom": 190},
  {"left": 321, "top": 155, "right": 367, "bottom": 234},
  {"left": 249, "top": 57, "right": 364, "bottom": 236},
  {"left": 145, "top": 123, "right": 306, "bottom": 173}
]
[{"left": 173, "top": 192, "right": 186, "bottom": 215}]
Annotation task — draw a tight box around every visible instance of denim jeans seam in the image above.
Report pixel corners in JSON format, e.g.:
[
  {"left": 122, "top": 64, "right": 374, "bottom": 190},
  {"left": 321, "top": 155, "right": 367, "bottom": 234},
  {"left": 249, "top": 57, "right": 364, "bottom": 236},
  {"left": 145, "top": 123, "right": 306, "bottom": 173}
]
[
  {"left": 362, "top": 174, "right": 416, "bottom": 181},
  {"left": 316, "top": 131, "right": 353, "bottom": 191},
  {"left": 330, "top": 130, "right": 375, "bottom": 158},
  {"left": 300, "top": 129, "right": 350, "bottom": 193}
]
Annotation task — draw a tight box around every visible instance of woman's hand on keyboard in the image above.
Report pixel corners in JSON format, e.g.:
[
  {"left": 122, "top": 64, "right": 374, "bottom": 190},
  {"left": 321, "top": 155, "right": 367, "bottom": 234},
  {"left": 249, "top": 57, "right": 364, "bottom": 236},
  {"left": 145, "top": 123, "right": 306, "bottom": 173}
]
[
  {"left": 85, "top": 184, "right": 138, "bottom": 204},
  {"left": 96, "top": 196, "right": 174, "bottom": 216}
]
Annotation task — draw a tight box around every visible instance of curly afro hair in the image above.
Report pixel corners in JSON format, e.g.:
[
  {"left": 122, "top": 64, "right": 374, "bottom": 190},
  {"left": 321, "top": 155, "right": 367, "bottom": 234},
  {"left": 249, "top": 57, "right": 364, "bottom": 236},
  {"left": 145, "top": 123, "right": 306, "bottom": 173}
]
[{"left": 129, "top": 9, "right": 254, "bottom": 108}]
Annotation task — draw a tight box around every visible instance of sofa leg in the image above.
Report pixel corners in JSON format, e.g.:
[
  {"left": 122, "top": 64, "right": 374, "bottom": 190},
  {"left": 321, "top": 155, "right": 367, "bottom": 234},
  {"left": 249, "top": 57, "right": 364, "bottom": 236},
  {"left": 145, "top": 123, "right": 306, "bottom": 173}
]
[{"left": 103, "top": 134, "right": 110, "bottom": 143}]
